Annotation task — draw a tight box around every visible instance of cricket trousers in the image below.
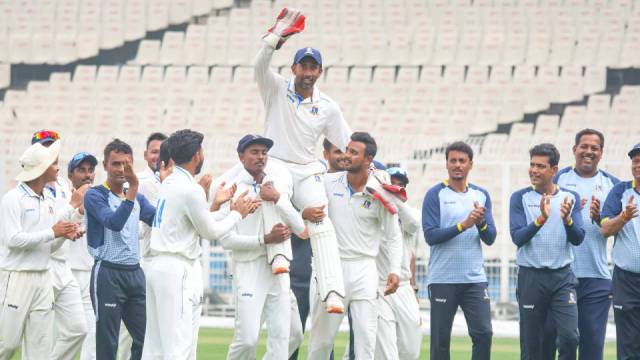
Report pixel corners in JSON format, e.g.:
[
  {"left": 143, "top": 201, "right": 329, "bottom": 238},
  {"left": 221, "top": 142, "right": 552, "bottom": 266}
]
[
  {"left": 51, "top": 259, "right": 88, "bottom": 360},
  {"left": 428, "top": 282, "right": 492, "bottom": 360},
  {"left": 0, "top": 270, "right": 54, "bottom": 360},
  {"left": 518, "top": 266, "right": 579, "bottom": 360},
  {"left": 142, "top": 255, "right": 203, "bottom": 360},
  {"left": 375, "top": 283, "right": 423, "bottom": 360},
  {"left": 541, "top": 277, "right": 612, "bottom": 360},
  {"left": 90, "top": 261, "right": 146, "bottom": 360},
  {"left": 612, "top": 266, "right": 640, "bottom": 360},
  {"left": 72, "top": 270, "right": 96, "bottom": 360}
]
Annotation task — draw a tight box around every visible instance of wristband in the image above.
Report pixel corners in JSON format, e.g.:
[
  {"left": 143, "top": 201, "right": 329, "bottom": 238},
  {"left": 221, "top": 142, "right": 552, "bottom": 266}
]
[
  {"left": 564, "top": 217, "right": 573, "bottom": 226},
  {"left": 534, "top": 216, "right": 546, "bottom": 227},
  {"left": 479, "top": 223, "right": 488, "bottom": 232},
  {"left": 456, "top": 223, "right": 463, "bottom": 232}
]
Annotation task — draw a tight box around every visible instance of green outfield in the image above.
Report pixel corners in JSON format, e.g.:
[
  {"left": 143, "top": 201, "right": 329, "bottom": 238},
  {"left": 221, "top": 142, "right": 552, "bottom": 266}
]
[
  {"left": 195, "top": 328, "right": 617, "bottom": 359},
  {"left": 8, "top": 328, "right": 618, "bottom": 359}
]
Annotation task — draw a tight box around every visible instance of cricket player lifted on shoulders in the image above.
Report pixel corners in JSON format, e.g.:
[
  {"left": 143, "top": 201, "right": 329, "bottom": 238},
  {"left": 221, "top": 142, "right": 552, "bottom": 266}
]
[
  {"left": 254, "top": 7, "right": 352, "bottom": 313},
  {"left": 142, "top": 130, "right": 254, "bottom": 360},
  {"left": 306, "top": 132, "right": 402, "bottom": 359}
]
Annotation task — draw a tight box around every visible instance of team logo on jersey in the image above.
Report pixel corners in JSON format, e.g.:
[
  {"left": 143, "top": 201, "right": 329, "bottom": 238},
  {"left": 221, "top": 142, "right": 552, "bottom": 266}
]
[
  {"left": 311, "top": 106, "right": 319, "bottom": 115},
  {"left": 24, "top": 208, "right": 35, "bottom": 213},
  {"left": 568, "top": 292, "right": 576, "bottom": 304},
  {"left": 286, "top": 94, "right": 296, "bottom": 104},
  {"left": 241, "top": 292, "right": 253, "bottom": 298},
  {"left": 434, "top": 298, "right": 447, "bottom": 303},
  {"left": 314, "top": 175, "right": 322, "bottom": 182},
  {"left": 443, "top": 201, "right": 456, "bottom": 205},
  {"left": 523, "top": 304, "right": 535, "bottom": 309},
  {"left": 362, "top": 199, "right": 372, "bottom": 209},
  {"left": 49, "top": 206, "right": 54, "bottom": 214},
  {"left": 594, "top": 184, "right": 603, "bottom": 192},
  {"left": 332, "top": 192, "right": 344, "bottom": 197}
]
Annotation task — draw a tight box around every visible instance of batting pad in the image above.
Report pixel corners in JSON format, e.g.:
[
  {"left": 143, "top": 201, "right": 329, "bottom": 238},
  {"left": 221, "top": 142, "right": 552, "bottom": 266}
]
[
  {"left": 308, "top": 218, "right": 345, "bottom": 301},
  {"left": 262, "top": 201, "right": 293, "bottom": 264}
]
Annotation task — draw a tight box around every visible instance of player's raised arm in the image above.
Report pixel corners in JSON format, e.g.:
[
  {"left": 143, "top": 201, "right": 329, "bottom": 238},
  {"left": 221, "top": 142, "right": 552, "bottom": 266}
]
[{"left": 255, "top": 8, "right": 305, "bottom": 103}]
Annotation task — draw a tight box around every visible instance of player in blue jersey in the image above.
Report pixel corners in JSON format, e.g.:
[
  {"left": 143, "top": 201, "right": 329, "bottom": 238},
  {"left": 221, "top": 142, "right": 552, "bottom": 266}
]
[
  {"left": 510, "top": 143, "right": 585, "bottom": 360},
  {"left": 422, "top": 141, "right": 496, "bottom": 360},
  {"left": 600, "top": 143, "right": 640, "bottom": 359},
  {"left": 543, "top": 129, "right": 619, "bottom": 360}
]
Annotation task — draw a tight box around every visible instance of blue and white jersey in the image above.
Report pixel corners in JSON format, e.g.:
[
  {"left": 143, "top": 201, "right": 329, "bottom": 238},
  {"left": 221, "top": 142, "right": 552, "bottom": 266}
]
[
  {"left": 601, "top": 180, "right": 640, "bottom": 274},
  {"left": 422, "top": 181, "right": 497, "bottom": 284},
  {"left": 84, "top": 185, "right": 155, "bottom": 265},
  {"left": 509, "top": 186, "right": 585, "bottom": 269},
  {"left": 555, "top": 167, "right": 620, "bottom": 278}
]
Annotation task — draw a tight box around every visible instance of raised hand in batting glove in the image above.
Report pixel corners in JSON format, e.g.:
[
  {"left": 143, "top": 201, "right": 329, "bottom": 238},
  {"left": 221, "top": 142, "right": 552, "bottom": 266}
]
[{"left": 266, "top": 8, "right": 306, "bottom": 49}]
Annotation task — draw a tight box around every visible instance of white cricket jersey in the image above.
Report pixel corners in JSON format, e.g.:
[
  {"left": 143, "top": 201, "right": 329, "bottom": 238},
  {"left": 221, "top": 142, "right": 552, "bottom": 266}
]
[
  {"left": 49, "top": 176, "right": 82, "bottom": 263},
  {"left": 0, "top": 183, "right": 59, "bottom": 271},
  {"left": 377, "top": 204, "right": 421, "bottom": 284},
  {"left": 218, "top": 161, "right": 305, "bottom": 262},
  {"left": 324, "top": 172, "right": 403, "bottom": 275},
  {"left": 149, "top": 166, "right": 242, "bottom": 260},
  {"left": 255, "top": 34, "right": 352, "bottom": 165},
  {"left": 138, "top": 166, "right": 161, "bottom": 257}
]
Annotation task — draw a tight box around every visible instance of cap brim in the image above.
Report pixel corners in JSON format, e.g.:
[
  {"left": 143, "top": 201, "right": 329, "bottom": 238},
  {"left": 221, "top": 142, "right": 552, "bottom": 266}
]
[
  {"left": 69, "top": 155, "right": 98, "bottom": 172},
  {"left": 295, "top": 55, "right": 321, "bottom": 65},
  {"left": 629, "top": 149, "right": 640, "bottom": 159},
  {"left": 15, "top": 141, "right": 61, "bottom": 182},
  {"left": 241, "top": 138, "right": 274, "bottom": 152}
]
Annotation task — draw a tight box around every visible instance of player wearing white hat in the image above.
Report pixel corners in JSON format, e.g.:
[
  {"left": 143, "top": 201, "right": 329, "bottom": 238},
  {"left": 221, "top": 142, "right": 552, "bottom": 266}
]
[
  {"left": 142, "top": 130, "right": 254, "bottom": 359},
  {"left": 31, "top": 130, "right": 90, "bottom": 360},
  {"left": 306, "top": 132, "right": 402, "bottom": 359},
  {"left": 254, "top": 7, "right": 352, "bottom": 313},
  {"left": 0, "top": 141, "right": 83, "bottom": 360}
]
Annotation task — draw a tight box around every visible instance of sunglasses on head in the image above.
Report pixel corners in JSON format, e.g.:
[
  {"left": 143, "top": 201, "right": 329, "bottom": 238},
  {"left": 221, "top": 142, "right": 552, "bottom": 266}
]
[{"left": 33, "top": 130, "right": 60, "bottom": 141}]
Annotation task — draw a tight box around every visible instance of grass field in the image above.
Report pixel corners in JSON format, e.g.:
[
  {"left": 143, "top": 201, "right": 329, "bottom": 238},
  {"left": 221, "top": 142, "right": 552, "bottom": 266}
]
[
  {"left": 194, "top": 328, "right": 618, "bottom": 359},
  {"left": 9, "top": 327, "right": 618, "bottom": 359}
]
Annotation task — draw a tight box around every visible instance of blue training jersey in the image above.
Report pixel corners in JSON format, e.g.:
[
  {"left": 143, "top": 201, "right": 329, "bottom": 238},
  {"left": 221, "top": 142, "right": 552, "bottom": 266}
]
[
  {"left": 422, "top": 181, "right": 497, "bottom": 285},
  {"left": 509, "top": 186, "right": 585, "bottom": 269},
  {"left": 601, "top": 180, "right": 640, "bottom": 274},
  {"left": 555, "top": 167, "right": 620, "bottom": 279}
]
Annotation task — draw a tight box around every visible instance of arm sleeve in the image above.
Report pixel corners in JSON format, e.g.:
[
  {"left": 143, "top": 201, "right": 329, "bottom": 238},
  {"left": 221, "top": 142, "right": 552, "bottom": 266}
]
[
  {"left": 397, "top": 202, "right": 421, "bottom": 238},
  {"left": 422, "top": 188, "right": 460, "bottom": 245},
  {"left": 565, "top": 192, "right": 585, "bottom": 245},
  {"left": 1, "top": 197, "right": 55, "bottom": 250},
  {"left": 218, "top": 231, "right": 263, "bottom": 251},
  {"left": 382, "top": 210, "right": 403, "bottom": 275},
  {"left": 83, "top": 189, "right": 134, "bottom": 232},
  {"left": 478, "top": 191, "right": 497, "bottom": 245},
  {"left": 254, "top": 34, "right": 284, "bottom": 107},
  {"left": 509, "top": 191, "right": 542, "bottom": 247},
  {"left": 184, "top": 187, "right": 243, "bottom": 240},
  {"left": 601, "top": 184, "right": 624, "bottom": 222},
  {"left": 322, "top": 105, "right": 352, "bottom": 152},
  {"left": 136, "top": 194, "right": 156, "bottom": 226}
]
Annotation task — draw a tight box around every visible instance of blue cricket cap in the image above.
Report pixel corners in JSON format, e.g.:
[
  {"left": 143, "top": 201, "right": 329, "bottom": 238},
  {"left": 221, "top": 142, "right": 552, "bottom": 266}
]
[
  {"left": 68, "top": 152, "right": 98, "bottom": 173},
  {"left": 237, "top": 135, "right": 274, "bottom": 153},
  {"left": 628, "top": 143, "right": 640, "bottom": 159},
  {"left": 293, "top": 47, "right": 322, "bottom": 66},
  {"left": 387, "top": 166, "right": 409, "bottom": 185}
]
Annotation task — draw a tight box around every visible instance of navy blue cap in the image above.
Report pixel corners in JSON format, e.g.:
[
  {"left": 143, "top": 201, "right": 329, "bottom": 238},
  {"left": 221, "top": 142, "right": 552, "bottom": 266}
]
[
  {"left": 293, "top": 47, "right": 322, "bottom": 66},
  {"left": 68, "top": 152, "right": 97, "bottom": 173},
  {"left": 237, "top": 135, "right": 274, "bottom": 153},
  {"left": 629, "top": 143, "right": 640, "bottom": 159}
]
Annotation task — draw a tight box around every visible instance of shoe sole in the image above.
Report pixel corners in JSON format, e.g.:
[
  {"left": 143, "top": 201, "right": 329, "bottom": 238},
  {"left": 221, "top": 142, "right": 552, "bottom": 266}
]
[{"left": 327, "top": 306, "right": 344, "bottom": 314}]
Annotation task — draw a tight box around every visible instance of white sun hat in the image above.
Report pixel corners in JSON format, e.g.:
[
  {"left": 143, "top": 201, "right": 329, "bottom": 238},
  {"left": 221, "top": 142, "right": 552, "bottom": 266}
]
[{"left": 15, "top": 141, "right": 61, "bottom": 182}]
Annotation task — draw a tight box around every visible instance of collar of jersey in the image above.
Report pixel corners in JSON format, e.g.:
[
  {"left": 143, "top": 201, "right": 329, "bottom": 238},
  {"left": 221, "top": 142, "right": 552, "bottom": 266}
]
[
  {"left": 531, "top": 184, "right": 560, "bottom": 195},
  {"left": 174, "top": 166, "right": 194, "bottom": 182},
  {"left": 443, "top": 179, "right": 468, "bottom": 192},
  {"left": 18, "top": 182, "right": 45, "bottom": 199},
  {"left": 287, "top": 78, "right": 319, "bottom": 104}
]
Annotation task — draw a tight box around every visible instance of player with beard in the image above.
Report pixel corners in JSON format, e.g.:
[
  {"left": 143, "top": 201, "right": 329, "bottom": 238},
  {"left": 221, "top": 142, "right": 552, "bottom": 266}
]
[
  {"left": 306, "top": 132, "right": 402, "bottom": 359},
  {"left": 142, "top": 130, "right": 254, "bottom": 359},
  {"left": 255, "top": 8, "right": 352, "bottom": 313}
]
